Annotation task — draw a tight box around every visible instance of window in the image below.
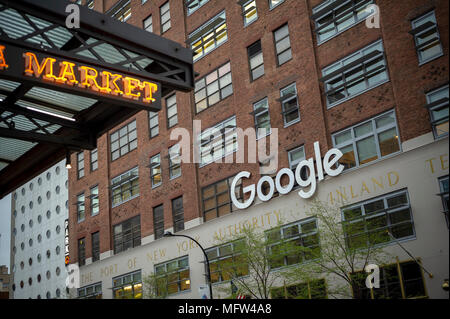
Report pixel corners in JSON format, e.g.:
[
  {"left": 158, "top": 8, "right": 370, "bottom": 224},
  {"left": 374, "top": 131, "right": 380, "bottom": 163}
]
[
  {"left": 241, "top": 0, "right": 257, "bottom": 26},
  {"left": 280, "top": 83, "right": 300, "bottom": 126},
  {"left": 111, "top": 167, "right": 139, "bottom": 207},
  {"left": 194, "top": 62, "right": 233, "bottom": 113},
  {"left": 206, "top": 240, "right": 248, "bottom": 284},
  {"left": 160, "top": 2, "right": 171, "bottom": 33},
  {"left": 198, "top": 116, "right": 237, "bottom": 166},
  {"left": 149, "top": 111, "right": 159, "bottom": 138},
  {"left": 153, "top": 204, "right": 164, "bottom": 240},
  {"left": 248, "top": 40, "right": 264, "bottom": 81},
  {"left": 172, "top": 197, "right": 184, "bottom": 233},
  {"left": 90, "top": 186, "right": 99, "bottom": 216},
  {"left": 78, "top": 282, "right": 102, "bottom": 299},
  {"left": 113, "top": 270, "right": 142, "bottom": 299},
  {"left": 201, "top": 175, "right": 243, "bottom": 221},
  {"left": 154, "top": 256, "right": 190, "bottom": 296},
  {"left": 188, "top": 11, "right": 227, "bottom": 62},
  {"left": 266, "top": 218, "right": 320, "bottom": 269},
  {"left": 87, "top": 0, "right": 94, "bottom": 9},
  {"left": 113, "top": 215, "right": 141, "bottom": 254},
  {"left": 253, "top": 98, "right": 271, "bottom": 139},
  {"left": 110, "top": 120, "right": 137, "bottom": 161},
  {"left": 351, "top": 260, "right": 427, "bottom": 299},
  {"left": 425, "top": 85, "right": 449, "bottom": 139},
  {"left": 77, "top": 193, "right": 85, "bottom": 222},
  {"left": 92, "top": 232, "right": 100, "bottom": 262},
  {"left": 269, "top": 0, "right": 285, "bottom": 10},
  {"left": 77, "top": 152, "right": 84, "bottom": 179},
  {"left": 410, "top": 11, "right": 443, "bottom": 65},
  {"left": 332, "top": 110, "right": 401, "bottom": 170},
  {"left": 271, "top": 279, "right": 327, "bottom": 299},
  {"left": 321, "top": 40, "right": 389, "bottom": 108},
  {"left": 288, "top": 145, "right": 307, "bottom": 182},
  {"left": 150, "top": 154, "right": 162, "bottom": 188},
  {"left": 312, "top": 0, "right": 374, "bottom": 44},
  {"left": 274, "top": 24, "right": 292, "bottom": 66},
  {"left": 185, "top": 0, "right": 210, "bottom": 15},
  {"left": 78, "top": 238, "right": 86, "bottom": 266},
  {"left": 169, "top": 144, "right": 181, "bottom": 179},
  {"left": 439, "top": 176, "right": 449, "bottom": 229},
  {"left": 143, "top": 14, "right": 152, "bottom": 33},
  {"left": 90, "top": 148, "right": 98, "bottom": 172},
  {"left": 166, "top": 94, "right": 178, "bottom": 128},
  {"left": 110, "top": 0, "right": 131, "bottom": 22},
  {"left": 342, "top": 190, "right": 414, "bottom": 250}
]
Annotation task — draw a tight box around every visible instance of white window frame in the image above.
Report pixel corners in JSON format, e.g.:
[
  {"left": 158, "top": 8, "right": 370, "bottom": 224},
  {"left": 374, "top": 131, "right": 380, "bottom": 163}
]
[
  {"left": 280, "top": 82, "right": 300, "bottom": 127},
  {"left": 143, "top": 14, "right": 153, "bottom": 33},
  {"left": 111, "top": 167, "right": 140, "bottom": 207},
  {"left": 425, "top": 84, "right": 449, "bottom": 139},
  {"left": 160, "top": 2, "right": 171, "bottom": 33},
  {"left": 274, "top": 24, "right": 292, "bottom": 66},
  {"left": 242, "top": 0, "right": 258, "bottom": 26},
  {"left": 166, "top": 94, "right": 178, "bottom": 128},
  {"left": 411, "top": 10, "right": 444, "bottom": 65},
  {"left": 186, "top": 0, "right": 211, "bottom": 16},
  {"left": 149, "top": 111, "right": 159, "bottom": 138},
  {"left": 169, "top": 144, "right": 181, "bottom": 179},
  {"left": 150, "top": 154, "right": 162, "bottom": 188},
  {"left": 269, "top": 0, "right": 285, "bottom": 10},
  {"left": 253, "top": 97, "right": 271, "bottom": 139}
]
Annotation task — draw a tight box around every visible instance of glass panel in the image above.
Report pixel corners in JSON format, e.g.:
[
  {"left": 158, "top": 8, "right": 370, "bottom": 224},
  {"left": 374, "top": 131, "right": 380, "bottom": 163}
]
[
  {"left": 356, "top": 136, "right": 378, "bottom": 164},
  {"left": 378, "top": 128, "right": 400, "bottom": 157},
  {"left": 354, "top": 122, "right": 373, "bottom": 138},
  {"left": 339, "top": 144, "right": 356, "bottom": 169}
]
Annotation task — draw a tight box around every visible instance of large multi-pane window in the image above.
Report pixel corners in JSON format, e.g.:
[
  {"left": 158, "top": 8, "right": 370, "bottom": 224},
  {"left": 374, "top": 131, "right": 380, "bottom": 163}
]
[
  {"left": 189, "top": 11, "right": 227, "bottom": 62},
  {"left": 439, "top": 176, "right": 449, "bottom": 229},
  {"left": 77, "top": 152, "right": 84, "bottom": 179},
  {"left": 201, "top": 175, "right": 243, "bottom": 221},
  {"left": 110, "top": 0, "right": 131, "bottom": 22},
  {"left": 160, "top": 2, "right": 171, "bottom": 33},
  {"left": 153, "top": 204, "right": 164, "bottom": 240},
  {"left": 253, "top": 98, "right": 271, "bottom": 139},
  {"left": 321, "top": 40, "right": 389, "bottom": 108},
  {"left": 90, "top": 148, "right": 98, "bottom": 172},
  {"left": 169, "top": 144, "right": 181, "bottom": 179},
  {"left": 78, "top": 282, "right": 102, "bottom": 299},
  {"left": 280, "top": 83, "right": 300, "bottom": 126},
  {"left": 143, "top": 14, "right": 152, "bottom": 33},
  {"left": 110, "top": 120, "right": 137, "bottom": 161},
  {"left": 342, "top": 190, "right": 414, "bottom": 250},
  {"left": 155, "top": 256, "right": 190, "bottom": 296},
  {"left": 90, "top": 185, "right": 99, "bottom": 216},
  {"left": 113, "top": 215, "right": 141, "bottom": 254},
  {"left": 91, "top": 232, "right": 100, "bottom": 262},
  {"left": 113, "top": 270, "right": 142, "bottom": 299},
  {"left": 149, "top": 111, "right": 159, "bottom": 138},
  {"left": 111, "top": 167, "right": 139, "bottom": 207},
  {"left": 269, "top": 0, "right": 285, "bottom": 10},
  {"left": 332, "top": 110, "right": 401, "bottom": 170},
  {"left": 271, "top": 279, "right": 327, "bottom": 299},
  {"left": 274, "top": 24, "right": 292, "bottom": 66},
  {"left": 206, "top": 240, "right": 248, "bottom": 284},
  {"left": 186, "top": 0, "right": 210, "bottom": 15},
  {"left": 78, "top": 238, "right": 86, "bottom": 266},
  {"left": 352, "top": 260, "right": 427, "bottom": 299},
  {"left": 312, "top": 0, "right": 374, "bottom": 44},
  {"left": 410, "top": 11, "right": 443, "bottom": 65},
  {"left": 77, "top": 193, "right": 85, "bottom": 223},
  {"left": 266, "top": 218, "right": 320, "bottom": 269},
  {"left": 166, "top": 94, "right": 178, "bottom": 128},
  {"left": 248, "top": 40, "right": 264, "bottom": 81},
  {"left": 425, "top": 85, "right": 449, "bottom": 139},
  {"left": 199, "top": 116, "right": 238, "bottom": 166},
  {"left": 194, "top": 62, "right": 233, "bottom": 113},
  {"left": 172, "top": 197, "right": 184, "bottom": 233},
  {"left": 150, "top": 154, "right": 162, "bottom": 188},
  {"left": 241, "top": 0, "right": 258, "bottom": 26}
]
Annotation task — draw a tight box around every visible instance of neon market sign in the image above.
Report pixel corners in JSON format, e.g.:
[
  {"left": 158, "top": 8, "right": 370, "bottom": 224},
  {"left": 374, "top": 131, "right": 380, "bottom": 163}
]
[{"left": 230, "top": 142, "right": 344, "bottom": 210}]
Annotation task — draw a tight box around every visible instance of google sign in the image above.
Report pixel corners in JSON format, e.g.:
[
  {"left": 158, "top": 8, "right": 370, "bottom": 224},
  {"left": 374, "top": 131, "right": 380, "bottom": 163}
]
[{"left": 230, "top": 142, "right": 344, "bottom": 210}]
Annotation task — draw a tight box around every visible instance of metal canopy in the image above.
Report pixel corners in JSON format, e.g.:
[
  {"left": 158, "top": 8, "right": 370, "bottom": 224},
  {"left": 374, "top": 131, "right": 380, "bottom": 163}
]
[{"left": 0, "top": 0, "right": 194, "bottom": 198}]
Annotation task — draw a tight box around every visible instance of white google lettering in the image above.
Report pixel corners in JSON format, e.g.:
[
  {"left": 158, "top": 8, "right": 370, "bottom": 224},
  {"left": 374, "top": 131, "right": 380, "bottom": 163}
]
[{"left": 231, "top": 142, "right": 344, "bottom": 209}]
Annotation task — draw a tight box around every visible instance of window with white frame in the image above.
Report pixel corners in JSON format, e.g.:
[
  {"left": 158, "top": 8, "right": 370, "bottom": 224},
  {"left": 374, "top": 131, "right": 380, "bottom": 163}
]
[
  {"left": 198, "top": 116, "right": 237, "bottom": 166},
  {"left": 425, "top": 85, "right": 449, "bottom": 139},
  {"left": 150, "top": 154, "right": 162, "bottom": 187},
  {"left": 241, "top": 0, "right": 258, "bottom": 26},
  {"left": 248, "top": 40, "right": 264, "bottom": 81},
  {"left": 77, "top": 193, "right": 85, "bottom": 222},
  {"left": 90, "top": 148, "right": 98, "bottom": 172},
  {"left": 110, "top": 120, "right": 137, "bottom": 161},
  {"left": 143, "top": 14, "right": 153, "bottom": 33},
  {"left": 188, "top": 11, "right": 227, "bottom": 62},
  {"left": 87, "top": 0, "right": 94, "bottom": 9},
  {"left": 342, "top": 190, "right": 414, "bottom": 249},
  {"left": 113, "top": 270, "right": 142, "bottom": 299},
  {"left": 269, "top": 0, "right": 285, "bottom": 10},
  {"left": 321, "top": 39, "right": 389, "bottom": 108},
  {"left": 154, "top": 256, "right": 190, "bottom": 296},
  {"left": 410, "top": 11, "right": 443, "bottom": 65},
  {"left": 166, "top": 94, "right": 178, "bottom": 128},
  {"left": 77, "top": 152, "right": 84, "bottom": 179},
  {"left": 332, "top": 110, "right": 401, "bottom": 170},
  {"left": 110, "top": 0, "right": 131, "bottom": 22},
  {"left": 312, "top": 0, "right": 374, "bottom": 44},
  {"left": 288, "top": 145, "right": 305, "bottom": 171},
  {"left": 111, "top": 167, "right": 139, "bottom": 207},
  {"left": 185, "top": 0, "right": 210, "bottom": 15},
  {"left": 90, "top": 185, "right": 99, "bottom": 216},
  {"left": 274, "top": 24, "right": 292, "bottom": 66},
  {"left": 149, "top": 111, "right": 159, "bottom": 138},
  {"left": 253, "top": 98, "right": 271, "bottom": 139},
  {"left": 169, "top": 144, "right": 181, "bottom": 179},
  {"left": 194, "top": 62, "right": 233, "bottom": 113},
  {"left": 280, "top": 83, "right": 300, "bottom": 126},
  {"left": 439, "top": 176, "right": 449, "bottom": 229},
  {"left": 160, "top": 2, "right": 171, "bottom": 33},
  {"left": 78, "top": 282, "right": 102, "bottom": 299}
]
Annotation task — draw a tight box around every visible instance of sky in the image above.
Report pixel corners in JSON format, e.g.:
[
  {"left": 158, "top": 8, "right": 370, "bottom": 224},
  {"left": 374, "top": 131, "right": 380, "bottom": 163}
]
[{"left": 0, "top": 194, "right": 11, "bottom": 269}]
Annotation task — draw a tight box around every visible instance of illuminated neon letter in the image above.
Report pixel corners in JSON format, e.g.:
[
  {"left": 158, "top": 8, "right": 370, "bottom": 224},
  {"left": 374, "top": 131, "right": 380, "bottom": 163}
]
[
  {"left": 23, "top": 52, "right": 57, "bottom": 81},
  {"left": 140, "top": 81, "right": 158, "bottom": 103},
  {"left": 56, "top": 61, "right": 78, "bottom": 85},
  {"left": 0, "top": 45, "right": 8, "bottom": 70},
  {"left": 101, "top": 71, "right": 123, "bottom": 95},
  {"left": 79, "top": 66, "right": 102, "bottom": 91},
  {"left": 123, "top": 77, "right": 141, "bottom": 100}
]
